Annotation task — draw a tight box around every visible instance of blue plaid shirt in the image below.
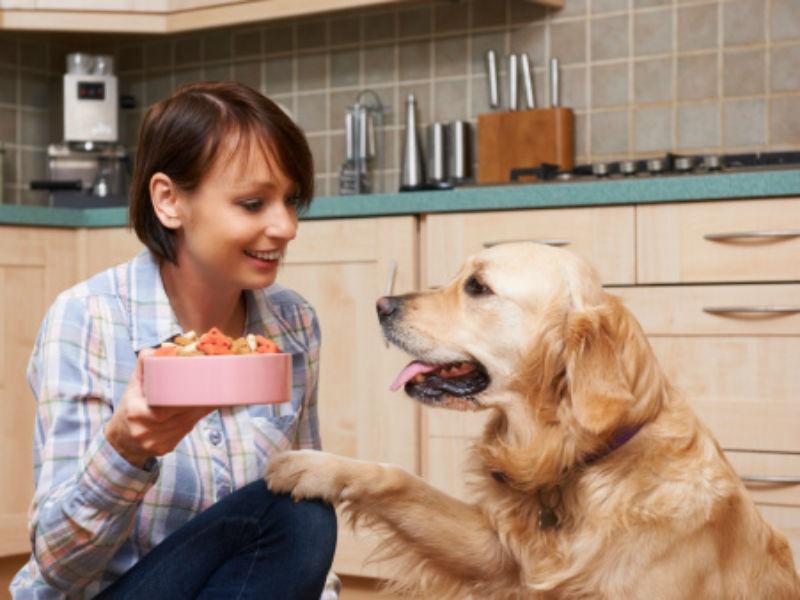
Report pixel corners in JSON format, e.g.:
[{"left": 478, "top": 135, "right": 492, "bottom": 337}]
[{"left": 11, "top": 250, "right": 321, "bottom": 598}]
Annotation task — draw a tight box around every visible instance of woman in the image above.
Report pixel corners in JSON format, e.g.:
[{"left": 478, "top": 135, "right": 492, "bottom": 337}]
[{"left": 10, "top": 82, "right": 337, "bottom": 599}]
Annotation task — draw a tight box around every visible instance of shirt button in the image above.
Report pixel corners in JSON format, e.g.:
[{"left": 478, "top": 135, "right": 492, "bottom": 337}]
[
  {"left": 218, "top": 485, "right": 231, "bottom": 498},
  {"left": 208, "top": 430, "right": 222, "bottom": 446}
]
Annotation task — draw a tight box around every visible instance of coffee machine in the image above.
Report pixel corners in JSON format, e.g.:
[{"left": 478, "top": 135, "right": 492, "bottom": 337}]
[{"left": 31, "top": 53, "right": 130, "bottom": 207}]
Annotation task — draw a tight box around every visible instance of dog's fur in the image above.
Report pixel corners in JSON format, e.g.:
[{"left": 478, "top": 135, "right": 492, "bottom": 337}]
[{"left": 266, "top": 242, "right": 800, "bottom": 599}]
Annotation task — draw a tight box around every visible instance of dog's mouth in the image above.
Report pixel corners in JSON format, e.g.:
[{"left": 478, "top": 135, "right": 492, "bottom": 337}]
[{"left": 389, "top": 360, "right": 490, "bottom": 409}]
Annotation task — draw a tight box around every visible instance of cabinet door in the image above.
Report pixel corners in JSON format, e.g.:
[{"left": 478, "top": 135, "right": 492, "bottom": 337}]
[
  {"left": 0, "top": 227, "right": 79, "bottom": 557},
  {"left": 278, "top": 217, "right": 419, "bottom": 577}
]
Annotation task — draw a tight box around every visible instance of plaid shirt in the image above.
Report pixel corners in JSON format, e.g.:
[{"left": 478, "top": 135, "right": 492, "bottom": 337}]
[{"left": 10, "top": 250, "right": 321, "bottom": 599}]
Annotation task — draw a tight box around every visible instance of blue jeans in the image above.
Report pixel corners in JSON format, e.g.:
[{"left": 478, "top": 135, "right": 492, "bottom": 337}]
[{"left": 96, "top": 480, "right": 337, "bottom": 599}]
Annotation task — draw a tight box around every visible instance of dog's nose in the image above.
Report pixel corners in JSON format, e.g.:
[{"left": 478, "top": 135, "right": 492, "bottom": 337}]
[{"left": 376, "top": 296, "right": 401, "bottom": 320}]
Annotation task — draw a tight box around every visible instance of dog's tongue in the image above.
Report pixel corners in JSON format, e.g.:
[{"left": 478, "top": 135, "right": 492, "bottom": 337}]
[{"left": 390, "top": 361, "right": 438, "bottom": 392}]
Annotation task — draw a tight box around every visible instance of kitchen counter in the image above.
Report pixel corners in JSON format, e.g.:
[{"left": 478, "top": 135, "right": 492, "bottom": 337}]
[{"left": 1, "top": 169, "right": 799, "bottom": 228}]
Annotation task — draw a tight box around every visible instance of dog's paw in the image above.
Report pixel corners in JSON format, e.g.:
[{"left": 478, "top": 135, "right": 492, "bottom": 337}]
[{"left": 265, "top": 450, "right": 349, "bottom": 504}]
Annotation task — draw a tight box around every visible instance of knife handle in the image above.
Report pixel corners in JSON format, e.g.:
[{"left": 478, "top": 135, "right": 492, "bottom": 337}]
[{"left": 485, "top": 49, "right": 500, "bottom": 109}]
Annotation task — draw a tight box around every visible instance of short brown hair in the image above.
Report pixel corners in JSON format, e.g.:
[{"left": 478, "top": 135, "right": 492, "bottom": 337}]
[{"left": 129, "top": 81, "right": 314, "bottom": 263}]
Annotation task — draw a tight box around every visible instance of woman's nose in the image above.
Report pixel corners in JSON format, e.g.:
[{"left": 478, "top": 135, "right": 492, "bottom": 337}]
[{"left": 265, "top": 201, "right": 298, "bottom": 240}]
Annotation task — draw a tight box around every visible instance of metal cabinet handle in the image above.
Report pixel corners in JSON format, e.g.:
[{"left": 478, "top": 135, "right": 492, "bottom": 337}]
[
  {"left": 483, "top": 238, "right": 571, "bottom": 248},
  {"left": 740, "top": 475, "right": 800, "bottom": 485},
  {"left": 703, "top": 306, "right": 800, "bottom": 315},
  {"left": 704, "top": 229, "right": 800, "bottom": 241}
]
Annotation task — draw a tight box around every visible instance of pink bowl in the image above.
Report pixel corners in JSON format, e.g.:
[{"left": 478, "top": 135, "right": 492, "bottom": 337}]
[{"left": 143, "top": 353, "right": 292, "bottom": 407}]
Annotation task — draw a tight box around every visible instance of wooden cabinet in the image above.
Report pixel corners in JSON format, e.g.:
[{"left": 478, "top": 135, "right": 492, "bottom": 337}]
[
  {"left": 420, "top": 200, "right": 800, "bottom": 564},
  {"left": 279, "top": 216, "right": 418, "bottom": 577},
  {"left": 0, "top": 0, "right": 563, "bottom": 33},
  {"left": 0, "top": 226, "right": 79, "bottom": 556}
]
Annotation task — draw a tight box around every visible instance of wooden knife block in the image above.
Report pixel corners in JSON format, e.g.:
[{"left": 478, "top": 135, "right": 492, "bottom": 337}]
[{"left": 477, "top": 108, "right": 574, "bottom": 184}]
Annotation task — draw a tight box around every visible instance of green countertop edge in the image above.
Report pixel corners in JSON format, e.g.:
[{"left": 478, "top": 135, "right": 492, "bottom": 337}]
[{"left": 2, "top": 169, "right": 799, "bottom": 228}]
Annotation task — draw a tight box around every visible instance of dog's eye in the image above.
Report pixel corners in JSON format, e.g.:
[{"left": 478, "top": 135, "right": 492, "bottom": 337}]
[{"left": 464, "top": 275, "right": 493, "bottom": 297}]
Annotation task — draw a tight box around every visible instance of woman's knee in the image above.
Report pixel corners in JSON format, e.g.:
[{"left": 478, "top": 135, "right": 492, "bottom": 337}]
[{"left": 293, "top": 498, "right": 338, "bottom": 559}]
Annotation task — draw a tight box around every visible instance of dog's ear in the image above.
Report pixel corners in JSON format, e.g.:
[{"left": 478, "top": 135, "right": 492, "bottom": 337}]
[{"left": 564, "top": 305, "right": 634, "bottom": 436}]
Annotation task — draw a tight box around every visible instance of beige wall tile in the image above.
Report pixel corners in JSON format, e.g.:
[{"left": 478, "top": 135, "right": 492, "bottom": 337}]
[
  {"left": 561, "top": 65, "right": 587, "bottom": 110},
  {"left": 364, "top": 10, "right": 396, "bottom": 43},
  {"left": 678, "top": 102, "right": 721, "bottom": 149},
  {"left": 233, "top": 29, "right": 262, "bottom": 58},
  {"left": 552, "top": 20, "right": 587, "bottom": 65},
  {"left": 203, "top": 30, "right": 230, "bottom": 62},
  {"left": 0, "top": 66, "right": 17, "bottom": 104},
  {"left": 364, "top": 44, "right": 394, "bottom": 86},
  {"left": 722, "top": 48, "right": 765, "bottom": 97},
  {"left": 432, "top": 78, "right": 468, "bottom": 122},
  {"left": 330, "top": 16, "right": 361, "bottom": 47},
  {"left": 20, "top": 71, "right": 49, "bottom": 108},
  {"left": 20, "top": 108, "right": 48, "bottom": 147},
  {"left": 174, "top": 37, "right": 202, "bottom": 66},
  {"left": 0, "top": 106, "right": 16, "bottom": 144},
  {"left": 435, "top": 36, "right": 468, "bottom": 78},
  {"left": 591, "top": 109, "right": 629, "bottom": 155},
  {"left": 331, "top": 49, "right": 360, "bottom": 89},
  {"left": 264, "top": 24, "right": 294, "bottom": 55},
  {"left": 470, "top": 0, "right": 507, "bottom": 29},
  {"left": 770, "top": 44, "right": 800, "bottom": 93},
  {"left": 399, "top": 5, "right": 432, "bottom": 38},
  {"left": 634, "top": 8, "right": 672, "bottom": 56},
  {"left": 722, "top": 0, "right": 765, "bottom": 47},
  {"left": 509, "top": 0, "right": 547, "bottom": 22},
  {"left": 555, "top": 0, "right": 587, "bottom": 18},
  {"left": 678, "top": 4, "right": 718, "bottom": 52},
  {"left": 296, "top": 92, "right": 327, "bottom": 133},
  {"left": 264, "top": 56, "right": 293, "bottom": 94},
  {"left": 635, "top": 105, "right": 672, "bottom": 152},
  {"left": 769, "top": 96, "right": 800, "bottom": 145},
  {"left": 298, "top": 20, "right": 328, "bottom": 51},
  {"left": 470, "top": 31, "right": 507, "bottom": 75},
  {"left": 399, "top": 40, "right": 431, "bottom": 81},
  {"left": 510, "top": 23, "right": 546, "bottom": 65},
  {"left": 677, "top": 53, "right": 718, "bottom": 101},
  {"left": 634, "top": 57, "right": 673, "bottom": 104},
  {"left": 233, "top": 60, "right": 262, "bottom": 91},
  {"left": 435, "top": 1, "right": 469, "bottom": 33},
  {"left": 771, "top": 0, "right": 800, "bottom": 42},
  {"left": 723, "top": 98, "right": 765, "bottom": 147},
  {"left": 297, "top": 53, "right": 327, "bottom": 91},
  {"left": 591, "top": 14, "right": 630, "bottom": 61},
  {"left": 592, "top": 0, "right": 628, "bottom": 15},
  {"left": 592, "top": 62, "right": 628, "bottom": 108}
]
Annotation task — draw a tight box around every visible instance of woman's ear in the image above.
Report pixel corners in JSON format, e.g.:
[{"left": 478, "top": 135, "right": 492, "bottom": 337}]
[
  {"left": 150, "top": 172, "right": 182, "bottom": 230},
  {"left": 565, "top": 305, "right": 633, "bottom": 436}
]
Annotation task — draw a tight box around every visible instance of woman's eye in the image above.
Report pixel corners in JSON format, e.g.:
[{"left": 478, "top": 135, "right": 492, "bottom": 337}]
[
  {"left": 464, "top": 275, "right": 492, "bottom": 297},
  {"left": 285, "top": 195, "right": 302, "bottom": 208},
  {"left": 239, "top": 199, "right": 263, "bottom": 212}
]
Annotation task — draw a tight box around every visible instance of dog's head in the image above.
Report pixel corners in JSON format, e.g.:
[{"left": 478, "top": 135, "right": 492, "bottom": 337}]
[{"left": 378, "top": 242, "right": 659, "bottom": 441}]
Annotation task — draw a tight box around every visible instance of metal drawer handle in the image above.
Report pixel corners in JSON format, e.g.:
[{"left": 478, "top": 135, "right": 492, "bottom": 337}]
[
  {"left": 703, "top": 306, "right": 800, "bottom": 315},
  {"left": 483, "top": 238, "right": 571, "bottom": 248},
  {"left": 704, "top": 229, "right": 800, "bottom": 241},
  {"left": 740, "top": 475, "right": 800, "bottom": 485}
]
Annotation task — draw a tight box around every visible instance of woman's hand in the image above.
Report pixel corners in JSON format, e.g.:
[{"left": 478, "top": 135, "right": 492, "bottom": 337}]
[{"left": 105, "top": 349, "right": 213, "bottom": 468}]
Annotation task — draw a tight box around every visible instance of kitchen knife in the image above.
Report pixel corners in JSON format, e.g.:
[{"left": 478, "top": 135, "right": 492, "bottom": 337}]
[
  {"left": 549, "top": 57, "right": 560, "bottom": 108},
  {"left": 508, "top": 54, "right": 519, "bottom": 111},
  {"left": 520, "top": 53, "right": 535, "bottom": 110},
  {"left": 485, "top": 49, "right": 500, "bottom": 109}
]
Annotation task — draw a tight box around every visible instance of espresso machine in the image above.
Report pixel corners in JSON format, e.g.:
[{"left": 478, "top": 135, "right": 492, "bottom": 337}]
[{"left": 31, "top": 53, "right": 130, "bottom": 207}]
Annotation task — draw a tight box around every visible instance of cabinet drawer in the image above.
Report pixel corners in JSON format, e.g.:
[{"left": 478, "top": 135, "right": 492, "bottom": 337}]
[
  {"left": 614, "top": 284, "right": 800, "bottom": 336},
  {"left": 423, "top": 206, "right": 635, "bottom": 287},
  {"left": 637, "top": 198, "right": 800, "bottom": 284},
  {"left": 649, "top": 337, "right": 800, "bottom": 453}
]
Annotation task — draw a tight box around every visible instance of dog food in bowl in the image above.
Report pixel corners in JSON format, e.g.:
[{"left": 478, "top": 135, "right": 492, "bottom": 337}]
[{"left": 144, "top": 328, "right": 291, "bottom": 407}]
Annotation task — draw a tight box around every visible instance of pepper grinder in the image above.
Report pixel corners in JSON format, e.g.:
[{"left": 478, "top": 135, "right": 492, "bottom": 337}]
[{"left": 400, "top": 93, "right": 425, "bottom": 191}]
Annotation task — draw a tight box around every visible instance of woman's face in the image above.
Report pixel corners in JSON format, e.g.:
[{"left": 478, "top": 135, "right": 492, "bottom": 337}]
[{"left": 173, "top": 134, "right": 300, "bottom": 291}]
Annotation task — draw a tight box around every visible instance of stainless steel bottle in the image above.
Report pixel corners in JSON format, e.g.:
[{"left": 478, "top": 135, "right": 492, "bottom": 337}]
[{"left": 400, "top": 93, "right": 425, "bottom": 190}]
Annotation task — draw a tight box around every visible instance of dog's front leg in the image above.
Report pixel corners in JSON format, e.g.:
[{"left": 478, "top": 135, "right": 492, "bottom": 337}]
[{"left": 265, "top": 450, "right": 516, "bottom": 583}]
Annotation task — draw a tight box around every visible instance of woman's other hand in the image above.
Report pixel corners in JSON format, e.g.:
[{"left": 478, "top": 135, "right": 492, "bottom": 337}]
[{"left": 105, "top": 349, "right": 213, "bottom": 468}]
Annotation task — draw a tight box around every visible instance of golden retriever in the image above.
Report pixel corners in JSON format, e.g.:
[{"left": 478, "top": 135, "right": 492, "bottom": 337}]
[{"left": 266, "top": 242, "right": 800, "bottom": 599}]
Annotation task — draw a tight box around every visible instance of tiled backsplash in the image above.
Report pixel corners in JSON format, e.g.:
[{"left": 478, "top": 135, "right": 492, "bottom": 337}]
[{"left": 1, "top": 0, "right": 799, "bottom": 204}]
